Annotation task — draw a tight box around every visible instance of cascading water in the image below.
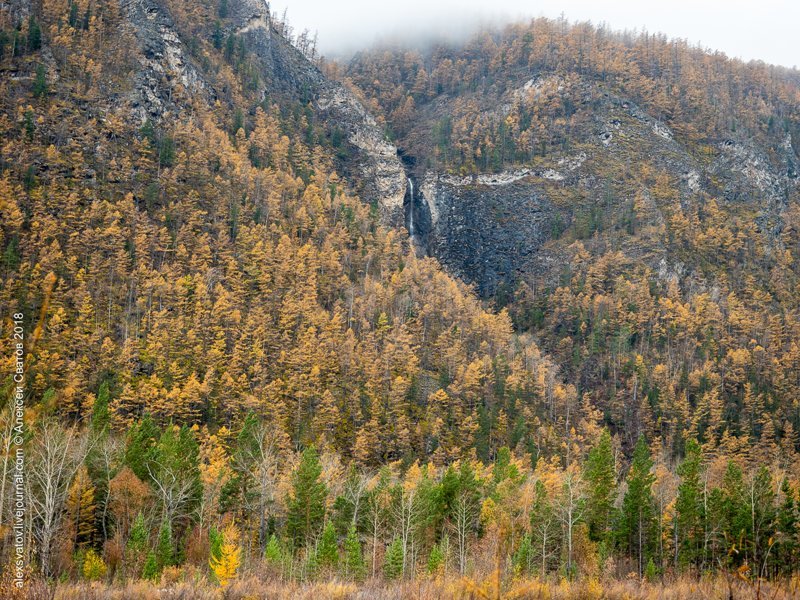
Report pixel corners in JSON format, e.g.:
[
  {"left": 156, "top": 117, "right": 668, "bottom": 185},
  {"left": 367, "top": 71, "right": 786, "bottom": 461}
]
[
  {"left": 398, "top": 150, "right": 431, "bottom": 258},
  {"left": 407, "top": 177, "right": 415, "bottom": 237}
]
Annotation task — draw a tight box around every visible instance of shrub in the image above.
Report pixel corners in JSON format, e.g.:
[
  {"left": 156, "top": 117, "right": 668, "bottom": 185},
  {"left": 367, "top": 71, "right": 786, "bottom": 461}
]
[{"left": 82, "top": 549, "right": 107, "bottom": 581}]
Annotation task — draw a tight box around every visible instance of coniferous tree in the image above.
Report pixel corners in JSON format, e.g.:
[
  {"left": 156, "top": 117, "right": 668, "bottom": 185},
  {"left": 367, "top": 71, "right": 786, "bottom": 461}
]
[
  {"left": 91, "top": 382, "right": 111, "bottom": 434},
  {"left": 342, "top": 525, "right": 366, "bottom": 580},
  {"left": 619, "top": 436, "right": 656, "bottom": 577},
  {"left": 142, "top": 552, "right": 159, "bottom": 581},
  {"left": 33, "top": 64, "right": 47, "bottom": 98},
  {"left": 383, "top": 537, "right": 404, "bottom": 580},
  {"left": 124, "top": 416, "right": 159, "bottom": 481},
  {"left": 513, "top": 534, "right": 533, "bottom": 575},
  {"left": 27, "top": 16, "right": 42, "bottom": 52},
  {"left": 287, "top": 446, "right": 327, "bottom": 547},
  {"left": 584, "top": 429, "right": 617, "bottom": 545},
  {"left": 125, "top": 513, "right": 149, "bottom": 578},
  {"left": 209, "top": 524, "right": 241, "bottom": 587},
  {"left": 82, "top": 549, "right": 107, "bottom": 581},
  {"left": 149, "top": 425, "right": 202, "bottom": 526},
  {"left": 720, "top": 461, "right": 748, "bottom": 565},
  {"left": 156, "top": 521, "right": 174, "bottom": 570},
  {"left": 675, "top": 439, "right": 704, "bottom": 569},
  {"left": 264, "top": 534, "right": 286, "bottom": 575},
  {"left": 775, "top": 478, "right": 798, "bottom": 575},
  {"left": 427, "top": 540, "right": 446, "bottom": 577},
  {"left": 748, "top": 467, "right": 776, "bottom": 569},
  {"left": 65, "top": 465, "right": 97, "bottom": 550},
  {"left": 68, "top": 1, "right": 79, "bottom": 27},
  {"left": 127, "top": 513, "right": 148, "bottom": 553},
  {"left": 66, "top": 466, "right": 97, "bottom": 549},
  {"left": 316, "top": 521, "right": 339, "bottom": 570},
  {"left": 209, "top": 526, "right": 223, "bottom": 563}
]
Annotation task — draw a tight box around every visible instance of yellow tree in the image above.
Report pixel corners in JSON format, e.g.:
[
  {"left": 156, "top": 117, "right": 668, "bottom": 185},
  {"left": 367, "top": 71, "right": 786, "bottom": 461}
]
[
  {"left": 209, "top": 523, "right": 241, "bottom": 588},
  {"left": 65, "top": 465, "right": 97, "bottom": 550},
  {"left": 198, "top": 428, "right": 232, "bottom": 528}
]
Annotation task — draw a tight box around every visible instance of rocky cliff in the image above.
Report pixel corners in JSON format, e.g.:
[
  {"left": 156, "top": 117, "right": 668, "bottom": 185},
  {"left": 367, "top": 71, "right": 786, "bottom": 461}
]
[
  {"left": 118, "top": 0, "right": 407, "bottom": 224},
  {"left": 374, "top": 71, "right": 799, "bottom": 297}
]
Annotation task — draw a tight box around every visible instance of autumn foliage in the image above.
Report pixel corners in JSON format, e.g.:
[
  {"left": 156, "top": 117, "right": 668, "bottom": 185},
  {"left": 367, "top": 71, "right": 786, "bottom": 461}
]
[{"left": 0, "top": 0, "right": 799, "bottom": 597}]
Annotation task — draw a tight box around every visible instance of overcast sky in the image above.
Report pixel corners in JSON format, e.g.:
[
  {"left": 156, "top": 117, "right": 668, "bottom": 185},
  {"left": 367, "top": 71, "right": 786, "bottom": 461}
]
[{"left": 269, "top": 0, "right": 799, "bottom": 68}]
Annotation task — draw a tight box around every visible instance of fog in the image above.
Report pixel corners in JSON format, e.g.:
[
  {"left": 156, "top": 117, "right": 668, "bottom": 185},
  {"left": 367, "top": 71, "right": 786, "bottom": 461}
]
[{"left": 269, "top": 0, "right": 798, "bottom": 68}]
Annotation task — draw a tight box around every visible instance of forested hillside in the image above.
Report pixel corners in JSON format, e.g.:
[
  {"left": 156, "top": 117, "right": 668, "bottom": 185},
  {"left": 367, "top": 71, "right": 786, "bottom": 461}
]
[
  {"left": 345, "top": 18, "right": 800, "bottom": 462},
  {"left": 346, "top": 18, "right": 800, "bottom": 173},
  {"left": 0, "top": 1, "right": 799, "bottom": 597}
]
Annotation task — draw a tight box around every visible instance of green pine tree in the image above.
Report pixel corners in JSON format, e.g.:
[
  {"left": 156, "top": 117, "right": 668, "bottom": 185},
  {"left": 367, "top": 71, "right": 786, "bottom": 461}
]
[
  {"left": 619, "top": 436, "right": 656, "bottom": 577},
  {"left": 720, "top": 461, "right": 749, "bottom": 566},
  {"left": 149, "top": 425, "right": 202, "bottom": 513},
  {"left": 209, "top": 526, "right": 223, "bottom": 562},
  {"left": 287, "top": 446, "right": 327, "bottom": 547},
  {"left": 24, "top": 109, "right": 35, "bottom": 141},
  {"left": 125, "top": 513, "right": 149, "bottom": 578},
  {"left": 512, "top": 534, "right": 532, "bottom": 576},
  {"left": 316, "top": 521, "right": 339, "bottom": 570},
  {"left": 427, "top": 541, "right": 446, "bottom": 576},
  {"left": 91, "top": 382, "right": 110, "bottom": 434},
  {"left": 33, "top": 64, "right": 47, "bottom": 98},
  {"left": 584, "top": 429, "right": 617, "bottom": 544},
  {"left": 342, "top": 525, "right": 366, "bottom": 581},
  {"left": 776, "top": 478, "right": 797, "bottom": 574},
  {"left": 265, "top": 534, "right": 284, "bottom": 564},
  {"left": 675, "top": 439, "right": 704, "bottom": 569},
  {"left": 27, "top": 16, "right": 42, "bottom": 52},
  {"left": 124, "top": 415, "right": 159, "bottom": 481},
  {"left": 748, "top": 466, "right": 776, "bottom": 568},
  {"left": 383, "top": 537, "right": 404, "bottom": 580},
  {"left": 155, "top": 521, "right": 173, "bottom": 570},
  {"left": 127, "top": 513, "right": 148, "bottom": 553},
  {"left": 142, "top": 551, "right": 159, "bottom": 581},
  {"left": 644, "top": 556, "right": 658, "bottom": 582},
  {"left": 68, "top": 1, "right": 79, "bottom": 27}
]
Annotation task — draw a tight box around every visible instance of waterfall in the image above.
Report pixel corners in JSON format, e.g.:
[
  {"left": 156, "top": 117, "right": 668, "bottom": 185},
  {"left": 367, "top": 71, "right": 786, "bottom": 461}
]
[{"left": 407, "top": 177, "right": 415, "bottom": 237}]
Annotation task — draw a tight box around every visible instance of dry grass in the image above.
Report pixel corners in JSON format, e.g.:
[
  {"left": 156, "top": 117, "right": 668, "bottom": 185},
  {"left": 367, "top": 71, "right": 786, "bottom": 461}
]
[
  {"left": 443, "top": 572, "right": 800, "bottom": 600},
  {"left": 3, "top": 574, "right": 797, "bottom": 600}
]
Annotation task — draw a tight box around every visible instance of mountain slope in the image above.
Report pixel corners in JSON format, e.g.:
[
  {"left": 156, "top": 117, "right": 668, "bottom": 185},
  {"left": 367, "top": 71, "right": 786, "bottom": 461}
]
[
  {"left": 346, "top": 20, "right": 800, "bottom": 455},
  {"left": 0, "top": 0, "right": 567, "bottom": 465},
  {"left": 2, "top": 3, "right": 800, "bottom": 593}
]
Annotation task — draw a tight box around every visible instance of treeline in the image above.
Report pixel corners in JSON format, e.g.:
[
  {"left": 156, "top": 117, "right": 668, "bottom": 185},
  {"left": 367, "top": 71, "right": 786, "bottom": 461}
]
[{"left": 4, "top": 411, "right": 800, "bottom": 590}]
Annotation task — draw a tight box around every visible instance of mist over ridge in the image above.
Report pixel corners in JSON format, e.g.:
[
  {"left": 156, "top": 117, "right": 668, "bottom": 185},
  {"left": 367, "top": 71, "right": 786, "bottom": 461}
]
[{"left": 271, "top": 0, "right": 799, "bottom": 68}]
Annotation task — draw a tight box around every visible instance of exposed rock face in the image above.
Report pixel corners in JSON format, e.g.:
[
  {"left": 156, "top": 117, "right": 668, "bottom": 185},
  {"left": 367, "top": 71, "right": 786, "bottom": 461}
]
[
  {"left": 119, "top": 0, "right": 406, "bottom": 223},
  {"left": 231, "top": 0, "right": 270, "bottom": 34},
  {"left": 398, "top": 79, "right": 799, "bottom": 297},
  {"left": 227, "top": 3, "right": 407, "bottom": 225},
  {"left": 315, "top": 86, "right": 407, "bottom": 225},
  {"left": 420, "top": 173, "right": 557, "bottom": 296},
  {"left": 710, "top": 137, "right": 790, "bottom": 208},
  {"left": 122, "top": 0, "right": 211, "bottom": 123},
  {"left": 3, "top": 0, "right": 31, "bottom": 27}
]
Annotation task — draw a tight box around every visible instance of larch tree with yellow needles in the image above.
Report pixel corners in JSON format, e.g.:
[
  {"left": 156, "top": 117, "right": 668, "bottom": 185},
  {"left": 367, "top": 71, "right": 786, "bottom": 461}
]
[{"left": 209, "top": 524, "right": 241, "bottom": 588}]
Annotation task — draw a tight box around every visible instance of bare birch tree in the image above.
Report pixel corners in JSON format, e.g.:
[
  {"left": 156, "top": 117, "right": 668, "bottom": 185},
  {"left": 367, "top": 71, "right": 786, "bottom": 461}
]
[{"left": 28, "top": 420, "right": 89, "bottom": 577}]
